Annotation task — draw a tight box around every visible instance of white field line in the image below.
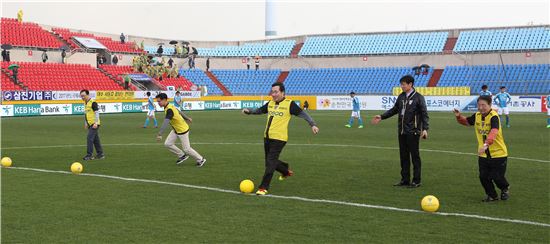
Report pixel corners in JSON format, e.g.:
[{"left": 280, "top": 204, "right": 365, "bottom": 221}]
[
  {"left": 7, "top": 166, "right": 550, "bottom": 228},
  {"left": 2, "top": 142, "right": 549, "bottom": 163}
]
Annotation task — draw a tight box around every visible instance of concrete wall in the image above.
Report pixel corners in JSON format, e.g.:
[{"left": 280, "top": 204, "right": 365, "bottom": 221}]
[
  {"left": 7, "top": 49, "right": 63, "bottom": 63},
  {"left": 66, "top": 52, "right": 97, "bottom": 67},
  {"left": 6, "top": 48, "right": 550, "bottom": 72},
  {"left": 190, "top": 51, "right": 550, "bottom": 71}
]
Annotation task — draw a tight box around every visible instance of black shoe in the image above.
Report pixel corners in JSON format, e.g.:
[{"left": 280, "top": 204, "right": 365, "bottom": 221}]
[
  {"left": 83, "top": 156, "right": 94, "bottom": 161},
  {"left": 501, "top": 187, "right": 510, "bottom": 201},
  {"left": 96, "top": 154, "right": 105, "bottom": 160},
  {"left": 408, "top": 182, "right": 422, "bottom": 188},
  {"left": 176, "top": 154, "right": 189, "bottom": 165},
  {"left": 482, "top": 196, "right": 499, "bottom": 202},
  {"left": 196, "top": 158, "right": 206, "bottom": 168},
  {"left": 393, "top": 181, "right": 410, "bottom": 187}
]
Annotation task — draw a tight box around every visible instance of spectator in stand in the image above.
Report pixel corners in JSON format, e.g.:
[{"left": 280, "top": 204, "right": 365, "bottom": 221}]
[
  {"left": 168, "top": 58, "right": 174, "bottom": 68},
  {"left": 101, "top": 55, "right": 107, "bottom": 65},
  {"left": 42, "top": 51, "right": 48, "bottom": 63},
  {"left": 1, "top": 49, "right": 7, "bottom": 62},
  {"left": 120, "top": 33, "right": 126, "bottom": 44},
  {"left": 61, "top": 49, "right": 67, "bottom": 64},
  {"left": 140, "top": 40, "right": 145, "bottom": 50},
  {"left": 246, "top": 56, "right": 251, "bottom": 70},
  {"left": 157, "top": 45, "right": 164, "bottom": 56},
  {"left": 17, "top": 9, "right": 23, "bottom": 23},
  {"left": 206, "top": 58, "right": 210, "bottom": 71},
  {"left": 183, "top": 45, "right": 190, "bottom": 56},
  {"left": 12, "top": 67, "right": 18, "bottom": 83},
  {"left": 6, "top": 51, "right": 10, "bottom": 62},
  {"left": 112, "top": 55, "right": 119, "bottom": 65},
  {"left": 255, "top": 56, "right": 260, "bottom": 71},
  {"left": 124, "top": 75, "right": 130, "bottom": 90}
]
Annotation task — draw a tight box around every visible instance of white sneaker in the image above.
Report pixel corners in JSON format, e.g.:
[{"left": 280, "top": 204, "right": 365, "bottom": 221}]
[{"left": 196, "top": 158, "right": 206, "bottom": 167}]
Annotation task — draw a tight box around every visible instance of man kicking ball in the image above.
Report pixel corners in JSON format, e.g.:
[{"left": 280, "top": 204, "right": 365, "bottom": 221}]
[
  {"left": 242, "top": 82, "right": 319, "bottom": 195},
  {"left": 155, "top": 93, "right": 206, "bottom": 167}
]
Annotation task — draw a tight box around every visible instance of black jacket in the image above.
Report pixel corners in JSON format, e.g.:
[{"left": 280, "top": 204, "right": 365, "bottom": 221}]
[{"left": 381, "top": 89, "right": 429, "bottom": 135}]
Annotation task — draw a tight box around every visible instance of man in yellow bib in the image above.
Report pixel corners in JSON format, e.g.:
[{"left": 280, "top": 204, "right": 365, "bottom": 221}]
[
  {"left": 156, "top": 93, "right": 206, "bottom": 167},
  {"left": 243, "top": 82, "right": 319, "bottom": 195},
  {"left": 80, "top": 89, "right": 104, "bottom": 161},
  {"left": 454, "top": 95, "right": 510, "bottom": 202}
]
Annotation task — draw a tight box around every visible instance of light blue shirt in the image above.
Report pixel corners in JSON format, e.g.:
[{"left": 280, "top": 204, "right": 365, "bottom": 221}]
[
  {"left": 174, "top": 95, "right": 182, "bottom": 108},
  {"left": 480, "top": 90, "right": 492, "bottom": 96},
  {"left": 352, "top": 96, "right": 360, "bottom": 112},
  {"left": 148, "top": 96, "right": 155, "bottom": 110},
  {"left": 494, "top": 92, "right": 511, "bottom": 108},
  {"left": 546, "top": 95, "right": 550, "bottom": 108}
]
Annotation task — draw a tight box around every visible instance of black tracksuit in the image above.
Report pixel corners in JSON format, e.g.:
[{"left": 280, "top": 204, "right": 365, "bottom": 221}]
[{"left": 381, "top": 89, "right": 429, "bottom": 184}]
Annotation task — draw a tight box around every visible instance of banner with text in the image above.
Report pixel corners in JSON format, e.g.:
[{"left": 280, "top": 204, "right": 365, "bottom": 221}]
[{"left": 316, "top": 95, "right": 542, "bottom": 112}]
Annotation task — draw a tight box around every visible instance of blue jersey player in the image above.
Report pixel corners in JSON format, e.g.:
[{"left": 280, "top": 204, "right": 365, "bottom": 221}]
[
  {"left": 479, "top": 84, "right": 492, "bottom": 96},
  {"left": 494, "top": 86, "right": 512, "bottom": 128},
  {"left": 173, "top": 91, "right": 183, "bottom": 111},
  {"left": 144, "top": 91, "right": 158, "bottom": 128},
  {"left": 345, "top": 92, "right": 364, "bottom": 128}
]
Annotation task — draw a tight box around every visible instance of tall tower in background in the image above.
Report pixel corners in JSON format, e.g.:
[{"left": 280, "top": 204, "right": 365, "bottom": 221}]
[{"left": 265, "top": 0, "right": 277, "bottom": 37}]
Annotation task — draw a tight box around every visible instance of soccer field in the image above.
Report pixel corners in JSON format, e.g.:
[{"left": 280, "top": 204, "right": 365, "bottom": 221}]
[{"left": 1, "top": 110, "right": 549, "bottom": 243}]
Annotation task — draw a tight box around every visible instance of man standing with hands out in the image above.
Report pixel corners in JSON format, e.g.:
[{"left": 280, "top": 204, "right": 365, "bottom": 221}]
[{"left": 371, "top": 75, "right": 429, "bottom": 188}]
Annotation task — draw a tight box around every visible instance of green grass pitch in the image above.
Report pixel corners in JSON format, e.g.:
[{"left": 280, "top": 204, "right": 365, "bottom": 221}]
[{"left": 1, "top": 110, "right": 549, "bottom": 242}]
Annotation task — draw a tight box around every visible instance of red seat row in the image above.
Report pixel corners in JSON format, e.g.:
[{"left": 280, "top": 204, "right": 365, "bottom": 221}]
[
  {"left": 1, "top": 18, "right": 64, "bottom": 48},
  {"left": 1, "top": 61, "right": 124, "bottom": 91}
]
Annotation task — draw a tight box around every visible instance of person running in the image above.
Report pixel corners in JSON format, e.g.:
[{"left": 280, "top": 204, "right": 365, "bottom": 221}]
[
  {"left": 454, "top": 95, "right": 510, "bottom": 202},
  {"left": 242, "top": 82, "right": 319, "bottom": 195},
  {"left": 494, "top": 86, "right": 512, "bottom": 128},
  {"left": 156, "top": 93, "right": 206, "bottom": 167},
  {"left": 345, "top": 91, "right": 364, "bottom": 128},
  {"left": 80, "top": 89, "right": 104, "bottom": 161},
  {"left": 144, "top": 92, "right": 158, "bottom": 128}
]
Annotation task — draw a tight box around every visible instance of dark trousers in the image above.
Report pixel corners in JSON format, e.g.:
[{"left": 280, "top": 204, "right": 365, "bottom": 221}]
[
  {"left": 87, "top": 127, "right": 103, "bottom": 157},
  {"left": 478, "top": 157, "right": 509, "bottom": 198},
  {"left": 398, "top": 134, "right": 421, "bottom": 184},
  {"left": 259, "top": 139, "right": 289, "bottom": 190}
]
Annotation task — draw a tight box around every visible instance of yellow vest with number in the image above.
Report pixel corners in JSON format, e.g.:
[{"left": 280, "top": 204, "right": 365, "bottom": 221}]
[
  {"left": 84, "top": 98, "right": 100, "bottom": 126},
  {"left": 264, "top": 99, "right": 292, "bottom": 141},
  {"left": 474, "top": 110, "right": 507, "bottom": 158},
  {"left": 165, "top": 104, "right": 189, "bottom": 134}
]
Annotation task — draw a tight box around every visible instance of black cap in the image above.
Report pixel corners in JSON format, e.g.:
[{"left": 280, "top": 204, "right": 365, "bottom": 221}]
[{"left": 350, "top": 91, "right": 356, "bottom": 95}]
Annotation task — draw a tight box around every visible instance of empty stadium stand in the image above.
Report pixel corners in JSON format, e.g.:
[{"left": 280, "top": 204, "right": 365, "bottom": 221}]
[
  {"left": 210, "top": 69, "right": 281, "bottom": 95},
  {"left": 178, "top": 69, "right": 223, "bottom": 95},
  {"left": 1, "top": 71, "right": 22, "bottom": 90},
  {"left": 1, "top": 62, "right": 124, "bottom": 91},
  {"left": 144, "top": 46, "right": 176, "bottom": 56},
  {"left": 299, "top": 32, "right": 448, "bottom": 56},
  {"left": 453, "top": 27, "right": 550, "bottom": 52},
  {"left": 284, "top": 67, "right": 433, "bottom": 94},
  {"left": 437, "top": 64, "right": 550, "bottom": 94},
  {"left": 197, "top": 40, "right": 296, "bottom": 57},
  {"left": 1, "top": 18, "right": 64, "bottom": 49}
]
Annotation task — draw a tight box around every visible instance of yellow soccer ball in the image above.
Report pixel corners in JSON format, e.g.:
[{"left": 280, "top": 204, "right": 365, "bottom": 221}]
[
  {"left": 1, "top": 157, "right": 12, "bottom": 167},
  {"left": 239, "top": 179, "right": 255, "bottom": 193},
  {"left": 71, "top": 162, "right": 83, "bottom": 174},
  {"left": 421, "top": 195, "right": 440, "bottom": 212}
]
